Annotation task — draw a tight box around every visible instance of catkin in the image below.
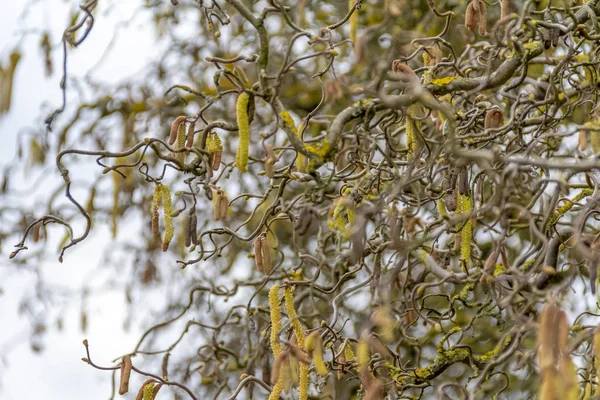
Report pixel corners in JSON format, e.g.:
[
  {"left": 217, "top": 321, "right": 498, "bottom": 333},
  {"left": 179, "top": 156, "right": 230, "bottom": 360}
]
[
  {"left": 465, "top": 1, "right": 478, "bottom": 32},
  {"left": 500, "top": 0, "right": 509, "bottom": 19},
  {"left": 269, "top": 285, "right": 282, "bottom": 355},
  {"left": 284, "top": 286, "right": 309, "bottom": 400},
  {"left": 185, "top": 121, "right": 196, "bottom": 148},
  {"left": 235, "top": 92, "right": 251, "bottom": 172},
  {"left": 185, "top": 215, "right": 192, "bottom": 247},
  {"left": 213, "top": 190, "right": 223, "bottom": 221},
  {"left": 268, "top": 284, "right": 283, "bottom": 400},
  {"left": 169, "top": 116, "right": 186, "bottom": 145},
  {"left": 253, "top": 235, "right": 264, "bottom": 273},
  {"left": 484, "top": 108, "right": 504, "bottom": 129},
  {"left": 306, "top": 331, "right": 328, "bottom": 376},
  {"left": 271, "top": 352, "right": 287, "bottom": 384},
  {"left": 392, "top": 61, "right": 416, "bottom": 76},
  {"left": 357, "top": 339, "right": 369, "bottom": 375},
  {"left": 190, "top": 214, "right": 197, "bottom": 245},
  {"left": 118, "top": 356, "right": 132, "bottom": 395},
  {"left": 173, "top": 122, "right": 187, "bottom": 164},
  {"left": 458, "top": 194, "right": 472, "bottom": 265},
  {"left": 161, "top": 185, "right": 174, "bottom": 252},
  {"left": 591, "top": 131, "right": 600, "bottom": 153},
  {"left": 219, "top": 192, "right": 229, "bottom": 220},
  {"left": 206, "top": 133, "right": 223, "bottom": 171},
  {"left": 136, "top": 379, "right": 155, "bottom": 400},
  {"left": 153, "top": 383, "right": 163, "bottom": 398},
  {"left": 406, "top": 105, "right": 421, "bottom": 159},
  {"left": 260, "top": 234, "right": 271, "bottom": 274},
  {"left": 457, "top": 169, "right": 469, "bottom": 196},
  {"left": 478, "top": 2, "right": 487, "bottom": 35},
  {"left": 213, "top": 190, "right": 229, "bottom": 221},
  {"left": 579, "top": 130, "right": 588, "bottom": 151},
  {"left": 152, "top": 185, "right": 162, "bottom": 235}
]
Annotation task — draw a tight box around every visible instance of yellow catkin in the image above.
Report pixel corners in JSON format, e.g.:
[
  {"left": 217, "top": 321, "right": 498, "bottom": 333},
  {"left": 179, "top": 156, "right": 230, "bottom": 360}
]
[
  {"left": 357, "top": 340, "right": 369, "bottom": 373},
  {"left": 458, "top": 194, "right": 472, "bottom": 265},
  {"left": 269, "top": 380, "right": 283, "bottom": 400},
  {"left": 269, "top": 285, "right": 282, "bottom": 355},
  {"left": 161, "top": 185, "right": 174, "bottom": 252},
  {"left": 437, "top": 199, "right": 448, "bottom": 217},
  {"left": 284, "top": 287, "right": 309, "bottom": 400},
  {"left": 349, "top": 0, "right": 358, "bottom": 44},
  {"left": 406, "top": 105, "right": 420, "bottom": 159},
  {"left": 591, "top": 131, "right": 600, "bottom": 153},
  {"left": 269, "top": 284, "right": 283, "bottom": 400},
  {"left": 313, "top": 342, "right": 328, "bottom": 376},
  {"left": 152, "top": 185, "right": 162, "bottom": 235},
  {"left": 235, "top": 92, "right": 251, "bottom": 172},
  {"left": 142, "top": 382, "right": 154, "bottom": 400}
]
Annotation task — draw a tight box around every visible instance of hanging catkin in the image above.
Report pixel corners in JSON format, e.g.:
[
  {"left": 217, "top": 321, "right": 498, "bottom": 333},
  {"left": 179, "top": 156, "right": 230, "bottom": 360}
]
[
  {"left": 268, "top": 285, "right": 283, "bottom": 400},
  {"left": 118, "top": 356, "right": 132, "bottom": 395},
  {"left": 235, "top": 92, "right": 251, "bottom": 172},
  {"left": 161, "top": 185, "right": 174, "bottom": 252},
  {"left": 283, "top": 286, "right": 308, "bottom": 400},
  {"left": 168, "top": 116, "right": 186, "bottom": 145}
]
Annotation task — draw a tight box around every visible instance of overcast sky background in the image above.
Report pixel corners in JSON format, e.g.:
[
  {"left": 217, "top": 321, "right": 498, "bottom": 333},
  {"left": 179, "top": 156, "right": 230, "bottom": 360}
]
[{"left": 0, "top": 1, "right": 168, "bottom": 399}]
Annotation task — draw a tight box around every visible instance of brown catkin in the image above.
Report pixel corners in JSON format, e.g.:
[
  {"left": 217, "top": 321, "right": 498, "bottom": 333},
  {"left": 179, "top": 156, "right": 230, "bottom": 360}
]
[
  {"left": 501, "top": 0, "right": 509, "bottom": 19},
  {"left": 219, "top": 193, "right": 229, "bottom": 221},
  {"left": 190, "top": 214, "right": 198, "bottom": 245},
  {"left": 478, "top": 2, "right": 487, "bottom": 35},
  {"left": 118, "top": 356, "right": 132, "bottom": 395},
  {"left": 186, "top": 121, "right": 196, "bottom": 148},
  {"left": 213, "top": 190, "right": 223, "bottom": 221},
  {"left": 579, "top": 130, "right": 588, "bottom": 151},
  {"left": 538, "top": 303, "right": 559, "bottom": 372},
  {"left": 484, "top": 108, "right": 504, "bottom": 129},
  {"left": 32, "top": 222, "right": 41, "bottom": 243},
  {"left": 253, "top": 235, "right": 264, "bottom": 273},
  {"left": 392, "top": 60, "right": 416, "bottom": 76},
  {"left": 465, "top": 1, "right": 478, "bottom": 31},
  {"left": 211, "top": 150, "right": 222, "bottom": 171},
  {"left": 260, "top": 233, "right": 271, "bottom": 274},
  {"left": 185, "top": 215, "right": 192, "bottom": 247},
  {"left": 168, "top": 116, "right": 186, "bottom": 145},
  {"left": 175, "top": 123, "right": 186, "bottom": 164},
  {"left": 265, "top": 158, "right": 275, "bottom": 178},
  {"left": 445, "top": 190, "right": 458, "bottom": 212},
  {"left": 271, "top": 352, "right": 287, "bottom": 384},
  {"left": 458, "top": 169, "right": 469, "bottom": 196}
]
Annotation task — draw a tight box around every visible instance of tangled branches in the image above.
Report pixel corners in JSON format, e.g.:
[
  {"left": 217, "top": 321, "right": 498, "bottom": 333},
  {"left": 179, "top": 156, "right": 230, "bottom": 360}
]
[{"left": 7, "top": 0, "right": 600, "bottom": 398}]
